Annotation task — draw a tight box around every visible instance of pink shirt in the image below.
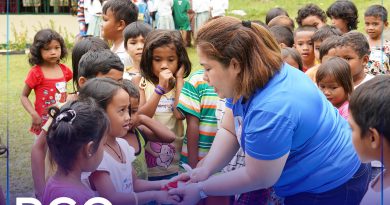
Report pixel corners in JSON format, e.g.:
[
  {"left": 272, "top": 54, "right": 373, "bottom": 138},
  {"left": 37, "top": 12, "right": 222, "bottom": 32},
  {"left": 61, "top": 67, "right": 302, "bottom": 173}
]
[
  {"left": 42, "top": 177, "right": 95, "bottom": 205},
  {"left": 338, "top": 101, "right": 349, "bottom": 120}
]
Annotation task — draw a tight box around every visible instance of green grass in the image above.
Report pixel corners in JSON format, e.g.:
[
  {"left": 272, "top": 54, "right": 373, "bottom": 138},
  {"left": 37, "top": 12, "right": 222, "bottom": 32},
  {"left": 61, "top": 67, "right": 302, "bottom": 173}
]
[{"left": 1, "top": 0, "right": 390, "bottom": 202}]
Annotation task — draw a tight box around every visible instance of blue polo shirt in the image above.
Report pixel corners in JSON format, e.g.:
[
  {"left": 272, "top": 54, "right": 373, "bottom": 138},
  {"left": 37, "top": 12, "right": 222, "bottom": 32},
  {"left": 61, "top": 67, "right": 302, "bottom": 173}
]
[{"left": 226, "top": 63, "right": 360, "bottom": 197}]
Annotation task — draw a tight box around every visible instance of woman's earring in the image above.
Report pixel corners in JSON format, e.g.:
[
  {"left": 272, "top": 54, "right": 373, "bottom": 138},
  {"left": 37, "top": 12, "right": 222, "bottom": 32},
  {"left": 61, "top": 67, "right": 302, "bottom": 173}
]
[{"left": 88, "top": 153, "right": 92, "bottom": 157}]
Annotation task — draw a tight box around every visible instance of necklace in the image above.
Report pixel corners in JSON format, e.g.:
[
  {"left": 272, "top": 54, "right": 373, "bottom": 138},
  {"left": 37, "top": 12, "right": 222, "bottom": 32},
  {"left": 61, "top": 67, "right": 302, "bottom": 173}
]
[{"left": 105, "top": 141, "right": 124, "bottom": 163}]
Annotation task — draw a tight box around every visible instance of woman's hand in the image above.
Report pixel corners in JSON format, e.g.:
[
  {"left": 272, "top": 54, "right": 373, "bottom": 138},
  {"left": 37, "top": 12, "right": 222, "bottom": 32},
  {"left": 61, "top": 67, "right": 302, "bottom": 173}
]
[
  {"left": 158, "top": 69, "right": 175, "bottom": 92},
  {"left": 169, "top": 166, "right": 211, "bottom": 184},
  {"left": 168, "top": 183, "right": 202, "bottom": 205}
]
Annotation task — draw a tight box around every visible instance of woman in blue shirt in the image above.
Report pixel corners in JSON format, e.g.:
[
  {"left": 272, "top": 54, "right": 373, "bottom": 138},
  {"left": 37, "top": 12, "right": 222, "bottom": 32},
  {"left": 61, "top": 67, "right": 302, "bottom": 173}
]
[{"left": 169, "top": 16, "right": 370, "bottom": 205}]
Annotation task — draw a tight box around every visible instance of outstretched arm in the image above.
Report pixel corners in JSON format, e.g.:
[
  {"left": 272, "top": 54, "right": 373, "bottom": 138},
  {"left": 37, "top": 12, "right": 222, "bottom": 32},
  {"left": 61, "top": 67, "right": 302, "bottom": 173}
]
[{"left": 137, "top": 114, "right": 176, "bottom": 143}]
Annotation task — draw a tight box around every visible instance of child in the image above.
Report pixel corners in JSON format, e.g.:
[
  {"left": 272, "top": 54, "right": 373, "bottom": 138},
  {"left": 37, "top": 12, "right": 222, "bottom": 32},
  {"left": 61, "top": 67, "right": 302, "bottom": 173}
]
[
  {"left": 30, "top": 49, "right": 124, "bottom": 200},
  {"left": 335, "top": 31, "right": 374, "bottom": 88},
  {"left": 122, "top": 79, "right": 175, "bottom": 180},
  {"left": 311, "top": 25, "right": 342, "bottom": 62},
  {"left": 319, "top": 36, "right": 341, "bottom": 63},
  {"left": 293, "top": 26, "right": 317, "bottom": 72},
  {"left": 21, "top": 29, "right": 72, "bottom": 136},
  {"left": 296, "top": 3, "right": 327, "bottom": 29},
  {"left": 79, "top": 78, "right": 179, "bottom": 204},
  {"left": 123, "top": 21, "right": 152, "bottom": 81},
  {"left": 77, "top": 0, "right": 88, "bottom": 37},
  {"left": 101, "top": 0, "right": 138, "bottom": 68},
  {"left": 42, "top": 99, "right": 109, "bottom": 204},
  {"left": 281, "top": 47, "right": 303, "bottom": 71},
  {"left": 138, "top": 30, "right": 191, "bottom": 180},
  {"left": 316, "top": 57, "right": 353, "bottom": 120},
  {"left": 265, "top": 7, "right": 289, "bottom": 25},
  {"left": 172, "top": 0, "right": 190, "bottom": 45},
  {"left": 349, "top": 75, "right": 390, "bottom": 205},
  {"left": 268, "top": 15, "right": 295, "bottom": 32},
  {"left": 85, "top": 0, "right": 104, "bottom": 37},
  {"left": 326, "top": 0, "right": 358, "bottom": 34},
  {"left": 155, "top": 0, "right": 175, "bottom": 30},
  {"left": 364, "top": 5, "right": 390, "bottom": 75},
  {"left": 269, "top": 25, "right": 294, "bottom": 48}
]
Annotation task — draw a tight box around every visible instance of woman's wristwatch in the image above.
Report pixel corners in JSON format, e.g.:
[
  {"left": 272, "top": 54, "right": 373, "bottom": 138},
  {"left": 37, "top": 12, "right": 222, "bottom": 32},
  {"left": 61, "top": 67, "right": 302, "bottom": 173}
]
[{"left": 197, "top": 181, "right": 208, "bottom": 199}]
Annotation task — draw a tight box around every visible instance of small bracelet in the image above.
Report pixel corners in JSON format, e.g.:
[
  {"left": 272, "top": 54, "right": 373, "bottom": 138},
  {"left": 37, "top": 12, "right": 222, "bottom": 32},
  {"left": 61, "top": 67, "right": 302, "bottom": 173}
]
[
  {"left": 132, "top": 192, "right": 138, "bottom": 205},
  {"left": 154, "top": 87, "right": 164, "bottom": 95},
  {"left": 156, "top": 85, "right": 166, "bottom": 94}
]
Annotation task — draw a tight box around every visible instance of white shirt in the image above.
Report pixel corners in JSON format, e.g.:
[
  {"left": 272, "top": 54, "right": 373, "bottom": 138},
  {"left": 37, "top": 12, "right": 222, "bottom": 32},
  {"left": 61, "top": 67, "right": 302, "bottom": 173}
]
[
  {"left": 192, "top": 0, "right": 210, "bottom": 13},
  {"left": 354, "top": 74, "right": 374, "bottom": 89},
  {"left": 111, "top": 41, "right": 133, "bottom": 68},
  {"left": 210, "top": 0, "right": 228, "bottom": 17},
  {"left": 154, "top": 0, "right": 173, "bottom": 16}
]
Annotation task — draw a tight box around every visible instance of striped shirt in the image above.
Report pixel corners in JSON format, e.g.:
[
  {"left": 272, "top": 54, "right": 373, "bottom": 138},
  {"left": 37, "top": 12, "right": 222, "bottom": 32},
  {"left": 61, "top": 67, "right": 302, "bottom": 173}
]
[{"left": 178, "top": 69, "right": 220, "bottom": 162}]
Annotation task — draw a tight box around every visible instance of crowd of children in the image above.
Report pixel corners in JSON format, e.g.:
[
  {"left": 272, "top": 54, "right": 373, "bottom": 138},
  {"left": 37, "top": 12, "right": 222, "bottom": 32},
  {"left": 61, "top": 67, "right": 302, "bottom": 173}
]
[{"left": 18, "top": 0, "right": 390, "bottom": 204}]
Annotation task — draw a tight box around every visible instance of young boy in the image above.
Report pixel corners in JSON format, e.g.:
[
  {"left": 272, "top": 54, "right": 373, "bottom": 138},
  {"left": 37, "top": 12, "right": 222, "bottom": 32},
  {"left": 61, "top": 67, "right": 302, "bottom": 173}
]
[
  {"left": 173, "top": 0, "right": 191, "bottom": 46},
  {"left": 269, "top": 25, "right": 294, "bottom": 48},
  {"left": 364, "top": 5, "right": 390, "bottom": 75},
  {"left": 101, "top": 0, "right": 138, "bottom": 68},
  {"left": 294, "top": 26, "right": 317, "bottom": 72},
  {"left": 348, "top": 75, "right": 390, "bottom": 205},
  {"left": 335, "top": 31, "right": 374, "bottom": 88},
  {"left": 296, "top": 3, "right": 327, "bottom": 29}
]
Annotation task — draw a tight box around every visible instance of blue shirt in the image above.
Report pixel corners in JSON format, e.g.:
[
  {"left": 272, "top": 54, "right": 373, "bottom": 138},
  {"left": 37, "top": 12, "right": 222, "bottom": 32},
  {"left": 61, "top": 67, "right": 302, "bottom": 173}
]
[{"left": 226, "top": 63, "right": 360, "bottom": 197}]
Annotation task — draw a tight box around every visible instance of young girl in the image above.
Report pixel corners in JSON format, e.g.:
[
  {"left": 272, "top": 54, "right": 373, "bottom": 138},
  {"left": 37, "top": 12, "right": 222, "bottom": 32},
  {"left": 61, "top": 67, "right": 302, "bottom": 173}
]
[
  {"left": 21, "top": 29, "right": 72, "bottom": 136},
  {"left": 281, "top": 47, "right": 303, "bottom": 71},
  {"left": 349, "top": 75, "right": 390, "bottom": 205},
  {"left": 326, "top": 0, "right": 358, "bottom": 34},
  {"left": 138, "top": 30, "right": 191, "bottom": 181},
  {"left": 122, "top": 79, "right": 176, "bottom": 180},
  {"left": 78, "top": 78, "right": 178, "bottom": 205},
  {"left": 316, "top": 57, "right": 353, "bottom": 120},
  {"left": 42, "top": 99, "right": 109, "bottom": 205},
  {"left": 123, "top": 21, "right": 153, "bottom": 81}
]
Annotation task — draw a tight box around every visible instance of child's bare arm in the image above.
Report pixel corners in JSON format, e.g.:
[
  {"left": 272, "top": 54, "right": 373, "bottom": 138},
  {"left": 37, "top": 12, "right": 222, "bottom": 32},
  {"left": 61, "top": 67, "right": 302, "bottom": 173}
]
[
  {"left": 137, "top": 88, "right": 161, "bottom": 118},
  {"left": 30, "top": 130, "right": 48, "bottom": 200},
  {"left": 173, "top": 68, "right": 185, "bottom": 120},
  {"left": 185, "top": 114, "right": 200, "bottom": 168},
  {"left": 21, "top": 84, "right": 42, "bottom": 133},
  {"left": 137, "top": 114, "right": 175, "bottom": 143}
]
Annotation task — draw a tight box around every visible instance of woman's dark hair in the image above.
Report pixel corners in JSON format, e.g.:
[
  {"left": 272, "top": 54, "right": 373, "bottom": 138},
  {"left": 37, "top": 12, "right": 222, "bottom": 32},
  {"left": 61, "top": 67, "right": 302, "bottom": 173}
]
[
  {"left": 296, "top": 4, "right": 327, "bottom": 27},
  {"left": 102, "top": 0, "right": 138, "bottom": 25},
  {"left": 140, "top": 30, "right": 191, "bottom": 85},
  {"left": 326, "top": 0, "right": 358, "bottom": 31},
  {"left": 281, "top": 47, "right": 303, "bottom": 71},
  {"left": 47, "top": 98, "right": 109, "bottom": 174},
  {"left": 265, "top": 7, "right": 289, "bottom": 25},
  {"left": 72, "top": 36, "right": 110, "bottom": 91},
  {"left": 28, "top": 29, "right": 68, "bottom": 66},
  {"left": 316, "top": 57, "right": 353, "bottom": 97},
  {"left": 78, "top": 78, "right": 127, "bottom": 110},
  {"left": 123, "top": 79, "right": 140, "bottom": 100},
  {"left": 123, "top": 21, "right": 153, "bottom": 50},
  {"left": 77, "top": 50, "right": 124, "bottom": 88},
  {"left": 350, "top": 75, "right": 390, "bottom": 139},
  {"left": 364, "top": 5, "right": 388, "bottom": 22}
]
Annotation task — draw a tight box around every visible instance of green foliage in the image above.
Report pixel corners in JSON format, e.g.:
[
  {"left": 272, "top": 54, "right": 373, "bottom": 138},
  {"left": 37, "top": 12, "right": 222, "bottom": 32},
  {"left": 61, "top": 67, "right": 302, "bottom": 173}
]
[{"left": 10, "top": 23, "right": 28, "bottom": 51}]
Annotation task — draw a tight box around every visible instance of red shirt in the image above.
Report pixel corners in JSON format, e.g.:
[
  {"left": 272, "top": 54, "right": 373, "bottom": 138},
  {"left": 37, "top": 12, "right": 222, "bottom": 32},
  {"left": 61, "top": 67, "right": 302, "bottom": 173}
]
[{"left": 25, "top": 64, "right": 72, "bottom": 134}]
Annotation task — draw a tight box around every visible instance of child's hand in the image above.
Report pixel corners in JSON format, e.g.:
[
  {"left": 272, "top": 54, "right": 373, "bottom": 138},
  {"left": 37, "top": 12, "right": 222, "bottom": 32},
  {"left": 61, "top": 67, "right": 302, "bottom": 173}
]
[
  {"left": 155, "top": 190, "right": 181, "bottom": 204},
  {"left": 31, "top": 113, "right": 42, "bottom": 134},
  {"left": 175, "top": 64, "right": 185, "bottom": 79},
  {"left": 158, "top": 69, "right": 175, "bottom": 92}
]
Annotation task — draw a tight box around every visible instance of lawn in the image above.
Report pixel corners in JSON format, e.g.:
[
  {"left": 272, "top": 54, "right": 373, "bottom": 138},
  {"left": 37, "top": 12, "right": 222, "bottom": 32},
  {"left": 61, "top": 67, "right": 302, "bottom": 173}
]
[{"left": 1, "top": 0, "right": 389, "bottom": 203}]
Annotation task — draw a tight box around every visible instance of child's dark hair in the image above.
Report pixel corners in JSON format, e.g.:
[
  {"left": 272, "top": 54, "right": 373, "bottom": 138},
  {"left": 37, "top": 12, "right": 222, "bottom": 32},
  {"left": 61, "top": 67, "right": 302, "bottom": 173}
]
[
  {"left": 294, "top": 26, "right": 318, "bottom": 38},
  {"left": 350, "top": 75, "right": 390, "bottom": 138},
  {"left": 311, "top": 25, "right": 342, "bottom": 43},
  {"left": 326, "top": 0, "right": 358, "bottom": 31},
  {"left": 29, "top": 29, "right": 68, "bottom": 66},
  {"left": 78, "top": 50, "right": 124, "bottom": 87},
  {"left": 140, "top": 30, "right": 191, "bottom": 84},
  {"left": 268, "top": 15, "right": 295, "bottom": 31},
  {"left": 78, "top": 78, "right": 127, "bottom": 110},
  {"left": 102, "top": 0, "right": 138, "bottom": 25},
  {"left": 72, "top": 36, "right": 110, "bottom": 91},
  {"left": 296, "top": 3, "right": 327, "bottom": 27},
  {"left": 316, "top": 57, "right": 353, "bottom": 96},
  {"left": 281, "top": 47, "right": 303, "bottom": 71},
  {"left": 364, "top": 5, "right": 388, "bottom": 22},
  {"left": 265, "top": 7, "right": 289, "bottom": 25},
  {"left": 123, "top": 21, "right": 153, "bottom": 50},
  {"left": 123, "top": 79, "right": 140, "bottom": 101},
  {"left": 319, "top": 36, "right": 342, "bottom": 61},
  {"left": 270, "top": 25, "right": 294, "bottom": 47},
  {"left": 47, "top": 98, "right": 109, "bottom": 174},
  {"left": 337, "top": 31, "right": 370, "bottom": 58}
]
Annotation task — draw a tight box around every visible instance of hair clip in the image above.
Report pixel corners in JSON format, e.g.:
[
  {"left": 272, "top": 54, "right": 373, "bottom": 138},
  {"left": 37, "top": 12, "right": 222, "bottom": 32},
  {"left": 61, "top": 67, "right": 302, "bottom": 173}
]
[
  {"left": 56, "top": 109, "right": 77, "bottom": 124},
  {"left": 242, "top": 20, "right": 251, "bottom": 28}
]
